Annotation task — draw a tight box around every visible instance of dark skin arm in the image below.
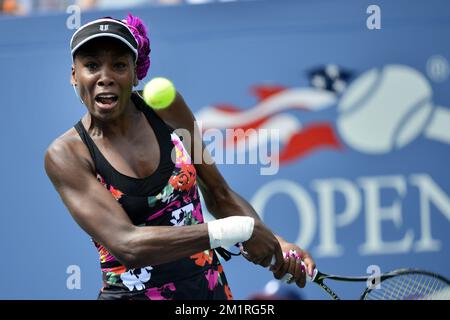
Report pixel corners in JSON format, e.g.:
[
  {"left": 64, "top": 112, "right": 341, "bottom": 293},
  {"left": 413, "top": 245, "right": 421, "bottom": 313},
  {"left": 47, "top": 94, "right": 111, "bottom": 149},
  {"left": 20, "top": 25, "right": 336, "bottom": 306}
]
[
  {"left": 152, "top": 91, "right": 316, "bottom": 283},
  {"left": 44, "top": 136, "right": 212, "bottom": 269}
]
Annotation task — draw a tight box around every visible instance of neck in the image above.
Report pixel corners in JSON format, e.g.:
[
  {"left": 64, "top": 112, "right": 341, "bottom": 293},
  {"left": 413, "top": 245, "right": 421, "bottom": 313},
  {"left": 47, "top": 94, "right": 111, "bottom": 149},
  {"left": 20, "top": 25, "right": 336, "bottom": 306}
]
[{"left": 83, "top": 97, "right": 142, "bottom": 139}]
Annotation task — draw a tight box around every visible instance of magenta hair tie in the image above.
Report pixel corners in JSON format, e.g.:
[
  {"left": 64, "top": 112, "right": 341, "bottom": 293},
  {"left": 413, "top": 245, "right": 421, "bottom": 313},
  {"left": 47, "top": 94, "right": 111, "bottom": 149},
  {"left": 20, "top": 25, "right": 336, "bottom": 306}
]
[{"left": 123, "top": 13, "right": 151, "bottom": 80}]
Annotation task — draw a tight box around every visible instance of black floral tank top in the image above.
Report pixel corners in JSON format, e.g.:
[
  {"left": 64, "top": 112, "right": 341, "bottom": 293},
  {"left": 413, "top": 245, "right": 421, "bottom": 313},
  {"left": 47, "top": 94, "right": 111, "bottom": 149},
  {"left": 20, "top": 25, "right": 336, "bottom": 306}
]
[{"left": 74, "top": 93, "right": 232, "bottom": 300}]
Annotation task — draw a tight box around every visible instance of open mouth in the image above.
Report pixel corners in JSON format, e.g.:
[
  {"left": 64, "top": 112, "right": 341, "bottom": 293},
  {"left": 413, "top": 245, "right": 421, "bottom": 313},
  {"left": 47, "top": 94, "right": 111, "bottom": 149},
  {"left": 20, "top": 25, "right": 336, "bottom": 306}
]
[{"left": 95, "top": 93, "right": 119, "bottom": 110}]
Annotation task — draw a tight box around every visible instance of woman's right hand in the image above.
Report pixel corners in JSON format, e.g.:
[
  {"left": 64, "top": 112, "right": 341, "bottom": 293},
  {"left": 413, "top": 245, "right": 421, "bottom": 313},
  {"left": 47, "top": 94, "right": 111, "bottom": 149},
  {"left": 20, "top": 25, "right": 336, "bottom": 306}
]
[{"left": 241, "top": 219, "right": 284, "bottom": 272}]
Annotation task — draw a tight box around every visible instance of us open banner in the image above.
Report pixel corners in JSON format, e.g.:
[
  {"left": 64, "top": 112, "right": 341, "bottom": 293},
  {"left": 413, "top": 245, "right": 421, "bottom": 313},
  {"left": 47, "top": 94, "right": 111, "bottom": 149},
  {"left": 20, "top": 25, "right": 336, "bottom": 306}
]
[{"left": 0, "top": 0, "right": 448, "bottom": 299}]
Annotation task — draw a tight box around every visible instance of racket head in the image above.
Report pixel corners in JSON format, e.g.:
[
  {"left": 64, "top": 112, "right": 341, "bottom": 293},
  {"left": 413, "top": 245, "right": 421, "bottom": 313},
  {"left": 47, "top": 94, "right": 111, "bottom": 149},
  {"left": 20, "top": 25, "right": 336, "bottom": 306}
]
[{"left": 361, "top": 269, "right": 450, "bottom": 300}]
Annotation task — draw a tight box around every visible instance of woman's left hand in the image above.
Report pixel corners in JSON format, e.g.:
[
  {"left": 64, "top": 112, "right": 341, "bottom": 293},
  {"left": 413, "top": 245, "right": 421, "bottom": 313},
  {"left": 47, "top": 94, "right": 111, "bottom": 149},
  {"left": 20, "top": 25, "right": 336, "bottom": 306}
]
[{"left": 271, "top": 236, "right": 316, "bottom": 288}]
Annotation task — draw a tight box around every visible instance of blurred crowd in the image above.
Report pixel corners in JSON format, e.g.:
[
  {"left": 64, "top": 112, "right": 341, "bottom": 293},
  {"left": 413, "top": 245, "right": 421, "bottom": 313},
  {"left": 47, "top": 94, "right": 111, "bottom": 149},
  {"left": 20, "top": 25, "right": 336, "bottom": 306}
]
[{"left": 0, "top": 0, "right": 248, "bottom": 15}]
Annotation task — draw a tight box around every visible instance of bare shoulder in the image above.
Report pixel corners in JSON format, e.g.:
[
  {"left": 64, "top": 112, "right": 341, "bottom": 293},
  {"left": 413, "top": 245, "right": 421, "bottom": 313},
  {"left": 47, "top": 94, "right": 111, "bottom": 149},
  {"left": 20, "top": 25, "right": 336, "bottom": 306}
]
[{"left": 44, "top": 127, "right": 94, "bottom": 186}]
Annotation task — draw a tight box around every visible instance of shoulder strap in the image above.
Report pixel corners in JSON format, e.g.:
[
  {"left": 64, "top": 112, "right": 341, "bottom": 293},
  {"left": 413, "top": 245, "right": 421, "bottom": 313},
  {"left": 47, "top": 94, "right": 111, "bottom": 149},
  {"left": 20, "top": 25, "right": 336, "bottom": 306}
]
[{"left": 74, "top": 120, "right": 98, "bottom": 171}]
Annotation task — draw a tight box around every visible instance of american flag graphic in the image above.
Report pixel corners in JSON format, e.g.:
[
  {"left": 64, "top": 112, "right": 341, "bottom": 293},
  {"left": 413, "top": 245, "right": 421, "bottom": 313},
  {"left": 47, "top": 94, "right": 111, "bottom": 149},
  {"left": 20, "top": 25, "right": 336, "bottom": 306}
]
[{"left": 196, "top": 65, "right": 353, "bottom": 164}]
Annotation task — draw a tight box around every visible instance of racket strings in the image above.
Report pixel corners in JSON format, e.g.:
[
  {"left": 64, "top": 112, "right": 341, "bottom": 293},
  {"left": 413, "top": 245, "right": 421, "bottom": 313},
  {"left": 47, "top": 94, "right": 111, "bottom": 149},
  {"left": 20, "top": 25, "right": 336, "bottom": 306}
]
[{"left": 364, "top": 273, "right": 450, "bottom": 300}]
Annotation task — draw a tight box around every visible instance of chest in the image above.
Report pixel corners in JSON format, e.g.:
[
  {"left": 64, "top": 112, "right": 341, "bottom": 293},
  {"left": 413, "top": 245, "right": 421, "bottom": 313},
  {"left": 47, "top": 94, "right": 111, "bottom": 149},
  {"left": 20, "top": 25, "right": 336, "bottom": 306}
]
[
  {"left": 95, "top": 130, "right": 201, "bottom": 226},
  {"left": 95, "top": 121, "right": 161, "bottom": 179}
]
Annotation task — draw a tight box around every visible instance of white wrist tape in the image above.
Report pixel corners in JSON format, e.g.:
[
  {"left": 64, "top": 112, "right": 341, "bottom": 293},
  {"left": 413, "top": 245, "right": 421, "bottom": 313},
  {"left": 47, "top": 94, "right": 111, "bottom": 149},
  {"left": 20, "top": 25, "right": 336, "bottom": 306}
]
[{"left": 207, "top": 216, "right": 255, "bottom": 249}]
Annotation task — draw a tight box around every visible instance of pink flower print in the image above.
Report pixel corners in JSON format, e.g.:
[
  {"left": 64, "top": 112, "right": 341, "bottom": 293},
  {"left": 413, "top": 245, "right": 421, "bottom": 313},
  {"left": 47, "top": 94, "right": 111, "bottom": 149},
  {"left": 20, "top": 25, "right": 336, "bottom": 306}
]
[
  {"left": 97, "top": 245, "right": 116, "bottom": 264},
  {"left": 192, "top": 202, "right": 204, "bottom": 223},
  {"left": 205, "top": 269, "right": 219, "bottom": 291},
  {"left": 146, "top": 200, "right": 181, "bottom": 222},
  {"left": 182, "top": 187, "right": 198, "bottom": 204},
  {"left": 145, "top": 283, "right": 176, "bottom": 300},
  {"left": 171, "top": 133, "right": 191, "bottom": 167},
  {"left": 94, "top": 241, "right": 117, "bottom": 264}
]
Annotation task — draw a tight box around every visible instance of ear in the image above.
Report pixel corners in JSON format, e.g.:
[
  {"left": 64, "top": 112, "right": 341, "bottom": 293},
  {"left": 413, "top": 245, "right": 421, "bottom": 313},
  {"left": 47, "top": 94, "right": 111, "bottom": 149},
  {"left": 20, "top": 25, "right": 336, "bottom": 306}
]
[
  {"left": 71, "top": 65, "right": 77, "bottom": 86},
  {"left": 133, "top": 72, "right": 139, "bottom": 87}
]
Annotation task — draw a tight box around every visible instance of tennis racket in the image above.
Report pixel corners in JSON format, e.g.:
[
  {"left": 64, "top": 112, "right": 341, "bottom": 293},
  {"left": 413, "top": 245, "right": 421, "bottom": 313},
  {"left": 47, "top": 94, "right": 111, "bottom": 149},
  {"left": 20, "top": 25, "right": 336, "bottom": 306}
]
[
  {"left": 270, "top": 256, "right": 450, "bottom": 300},
  {"left": 304, "top": 265, "right": 450, "bottom": 300}
]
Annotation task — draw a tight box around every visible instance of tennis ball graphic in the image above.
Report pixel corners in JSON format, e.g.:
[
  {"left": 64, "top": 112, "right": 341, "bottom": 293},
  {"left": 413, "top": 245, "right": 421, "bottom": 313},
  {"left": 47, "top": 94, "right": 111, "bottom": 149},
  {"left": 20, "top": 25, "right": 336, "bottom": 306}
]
[{"left": 336, "top": 65, "right": 434, "bottom": 154}]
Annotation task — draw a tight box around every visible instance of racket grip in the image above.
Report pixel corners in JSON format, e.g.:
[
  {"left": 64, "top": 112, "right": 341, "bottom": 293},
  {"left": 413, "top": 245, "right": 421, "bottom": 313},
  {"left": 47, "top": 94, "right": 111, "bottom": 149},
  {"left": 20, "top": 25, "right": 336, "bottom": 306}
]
[
  {"left": 301, "top": 261, "right": 315, "bottom": 282},
  {"left": 269, "top": 256, "right": 293, "bottom": 283},
  {"left": 270, "top": 255, "right": 317, "bottom": 282}
]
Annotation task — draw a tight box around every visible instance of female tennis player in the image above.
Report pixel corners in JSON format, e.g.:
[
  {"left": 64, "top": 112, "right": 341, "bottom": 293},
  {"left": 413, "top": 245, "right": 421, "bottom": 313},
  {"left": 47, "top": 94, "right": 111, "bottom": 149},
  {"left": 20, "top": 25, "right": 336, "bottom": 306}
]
[{"left": 44, "top": 14, "right": 315, "bottom": 300}]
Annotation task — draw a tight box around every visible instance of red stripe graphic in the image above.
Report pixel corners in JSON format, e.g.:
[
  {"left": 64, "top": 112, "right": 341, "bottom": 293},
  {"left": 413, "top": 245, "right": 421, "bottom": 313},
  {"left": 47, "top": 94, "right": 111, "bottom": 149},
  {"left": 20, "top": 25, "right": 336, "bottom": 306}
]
[
  {"left": 251, "top": 85, "right": 287, "bottom": 101},
  {"left": 214, "top": 104, "right": 241, "bottom": 113},
  {"left": 225, "top": 115, "right": 273, "bottom": 146},
  {"left": 279, "top": 123, "right": 342, "bottom": 163}
]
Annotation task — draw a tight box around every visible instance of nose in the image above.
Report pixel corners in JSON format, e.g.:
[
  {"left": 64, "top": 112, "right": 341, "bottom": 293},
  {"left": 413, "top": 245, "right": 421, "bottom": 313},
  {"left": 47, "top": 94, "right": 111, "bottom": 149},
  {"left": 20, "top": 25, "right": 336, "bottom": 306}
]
[{"left": 97, "top": 66, "right": 114, "bottom": 87}]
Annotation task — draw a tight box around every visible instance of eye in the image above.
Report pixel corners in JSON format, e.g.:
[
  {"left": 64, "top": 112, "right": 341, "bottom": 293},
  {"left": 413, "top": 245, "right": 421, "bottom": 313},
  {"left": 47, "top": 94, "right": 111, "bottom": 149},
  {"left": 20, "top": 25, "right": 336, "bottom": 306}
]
[
  {"left": 85, "top": 62, "right": 98, "bottom": 71},
  {"left": 115, "top": 62, "right": 127, "bottom": 69}
]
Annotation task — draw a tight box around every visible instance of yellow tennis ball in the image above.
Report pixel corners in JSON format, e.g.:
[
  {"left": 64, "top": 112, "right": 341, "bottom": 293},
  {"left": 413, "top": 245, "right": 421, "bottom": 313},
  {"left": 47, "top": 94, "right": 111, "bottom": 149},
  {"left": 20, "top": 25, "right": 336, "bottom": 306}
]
[{"left": 143, "top": 77, "right": 176, "bottom": 109}]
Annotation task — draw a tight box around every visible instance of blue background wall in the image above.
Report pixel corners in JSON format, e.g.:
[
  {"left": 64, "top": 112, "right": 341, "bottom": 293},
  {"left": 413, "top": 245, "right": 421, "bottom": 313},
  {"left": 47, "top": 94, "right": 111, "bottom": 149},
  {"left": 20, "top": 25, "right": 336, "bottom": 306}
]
[{"left": 0, "top": 0, "right": 449, "bottom": 299}]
